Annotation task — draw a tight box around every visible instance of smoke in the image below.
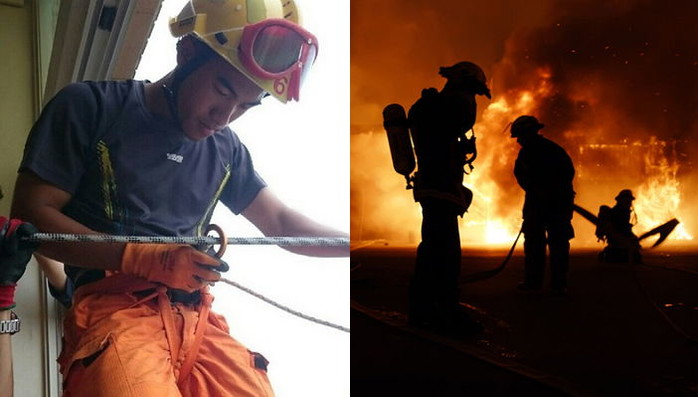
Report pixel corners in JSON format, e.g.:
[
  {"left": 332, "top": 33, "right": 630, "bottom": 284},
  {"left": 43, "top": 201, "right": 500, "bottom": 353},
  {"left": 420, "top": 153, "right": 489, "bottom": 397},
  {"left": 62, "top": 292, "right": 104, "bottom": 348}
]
[
  {"left": 491, "top": 0, "right": 698, "bottom": 242},
  {"left": 350, "top": 0, "right": 553, "bottom": 127},
  {"left": 498, "top": 0, "right": 698, "bottom": 137},
  {"left": 351, "top": 0, "right": 698, "bottom": 245}
]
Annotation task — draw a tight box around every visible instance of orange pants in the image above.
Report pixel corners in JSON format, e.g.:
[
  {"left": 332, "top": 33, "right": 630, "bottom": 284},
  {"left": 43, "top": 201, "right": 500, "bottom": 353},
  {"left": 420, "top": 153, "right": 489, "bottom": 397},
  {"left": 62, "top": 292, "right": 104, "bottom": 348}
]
[{"left": 58, "top": 275, "right": 275, "bottom": 397}]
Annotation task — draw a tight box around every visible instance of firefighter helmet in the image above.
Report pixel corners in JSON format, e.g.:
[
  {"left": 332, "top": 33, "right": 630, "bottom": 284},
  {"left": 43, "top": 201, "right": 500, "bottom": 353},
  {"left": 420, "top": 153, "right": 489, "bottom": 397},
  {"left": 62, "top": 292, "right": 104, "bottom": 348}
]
[
  {"left": 510, "top": 115, "right": 544, "bottom": 138},
  {"left": 615, "top": 189, "right": 635, "bottom": 202},
  {"left": 439, "top": 61, "right": 491, "bottom": 98},
  {"left": 170, "top": 0, "right": 318, "bottom": 103}
]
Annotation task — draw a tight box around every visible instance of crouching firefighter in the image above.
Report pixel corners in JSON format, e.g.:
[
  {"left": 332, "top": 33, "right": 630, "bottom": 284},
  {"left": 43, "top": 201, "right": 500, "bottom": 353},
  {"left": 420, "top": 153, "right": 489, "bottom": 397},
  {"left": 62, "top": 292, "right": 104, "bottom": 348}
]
[
  {"left": 596, "top": 189, "right": 642, "bottom": 263},
  {"left": 383, "top": 61, "right": 491, "bottom": 336}
]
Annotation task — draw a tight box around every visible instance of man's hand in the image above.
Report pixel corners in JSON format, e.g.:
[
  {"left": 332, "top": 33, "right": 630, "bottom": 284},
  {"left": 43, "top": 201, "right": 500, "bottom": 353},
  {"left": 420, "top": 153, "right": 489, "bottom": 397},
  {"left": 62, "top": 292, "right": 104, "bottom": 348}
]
[
  {"left": 0, "top": 217, "right": 39, "bottom": 286},
  {"left": 0, "top": 217, "right": 40, "bottom": 310},
  {"left": 120, "top": 244, "right": 229, "bottom": 293}
]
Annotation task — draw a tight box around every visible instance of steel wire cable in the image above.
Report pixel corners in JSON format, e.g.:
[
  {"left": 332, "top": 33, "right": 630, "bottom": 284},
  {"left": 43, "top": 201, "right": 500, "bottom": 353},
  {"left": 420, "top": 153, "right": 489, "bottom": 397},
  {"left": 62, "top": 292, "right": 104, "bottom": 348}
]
[{"left": 25, "top": 233, "right": 349, "bottom": 247}]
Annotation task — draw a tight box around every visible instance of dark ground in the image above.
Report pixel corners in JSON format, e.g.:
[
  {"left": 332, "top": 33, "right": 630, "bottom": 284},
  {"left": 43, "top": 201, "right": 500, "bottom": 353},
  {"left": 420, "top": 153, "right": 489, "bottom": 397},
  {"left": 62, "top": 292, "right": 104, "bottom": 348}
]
[{"left": 351, "top": 244, "right": 698, "bottom": 397}]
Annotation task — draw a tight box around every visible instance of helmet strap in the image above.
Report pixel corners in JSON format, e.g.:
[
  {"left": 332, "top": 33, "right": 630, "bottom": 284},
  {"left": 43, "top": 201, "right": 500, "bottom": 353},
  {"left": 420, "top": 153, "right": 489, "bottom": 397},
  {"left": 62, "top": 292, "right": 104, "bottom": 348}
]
[
  {"left": 162, "top": 42, "right": 215, "bottom": 126},
  {"left": 161, "top": 84, "right": 179, "bottom": 125}
]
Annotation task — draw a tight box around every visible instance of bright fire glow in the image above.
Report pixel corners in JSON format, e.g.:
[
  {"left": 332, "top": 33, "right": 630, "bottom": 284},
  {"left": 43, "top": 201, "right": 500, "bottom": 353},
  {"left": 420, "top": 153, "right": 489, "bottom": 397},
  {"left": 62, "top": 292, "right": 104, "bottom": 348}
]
[
  {"left": 634, "top": 137, "right": 693, "bottom": 241},
  {"left": 485, "top": 219, "right": 520, "bottom": 245},
  {"left": 351, "top": 64, "right": 695, "bottom": 247}
]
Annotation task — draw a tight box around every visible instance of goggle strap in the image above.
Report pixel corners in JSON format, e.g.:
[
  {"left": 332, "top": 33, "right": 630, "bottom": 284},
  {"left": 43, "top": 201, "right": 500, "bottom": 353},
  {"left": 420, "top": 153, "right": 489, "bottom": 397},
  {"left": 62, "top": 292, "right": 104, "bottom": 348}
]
[{"left": 288, "top": 67, "right": 301, "bottom": 101}]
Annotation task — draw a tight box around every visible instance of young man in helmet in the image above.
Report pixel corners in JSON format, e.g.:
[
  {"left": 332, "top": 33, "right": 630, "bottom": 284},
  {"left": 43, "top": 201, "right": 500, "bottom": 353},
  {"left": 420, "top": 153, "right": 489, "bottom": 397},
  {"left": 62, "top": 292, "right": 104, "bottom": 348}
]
[
  {"left": 596, "top": 189, "right": 642, "bottom": 263},
  {"left": 11, "top": 0, "right": 346, "bottom": 395},
  {"left": 407, "top": 61, "right": 491, "bottom": 336},
  {"left": 510, "top": 115, "right": 576, "bottom": 295}
]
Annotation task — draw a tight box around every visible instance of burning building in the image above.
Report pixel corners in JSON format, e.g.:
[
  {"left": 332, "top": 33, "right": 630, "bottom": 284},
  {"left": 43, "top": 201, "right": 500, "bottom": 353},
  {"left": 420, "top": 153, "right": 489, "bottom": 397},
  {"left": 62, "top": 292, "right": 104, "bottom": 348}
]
[{"left": 351, "top": 0, "right": 697, "bottom": 247}]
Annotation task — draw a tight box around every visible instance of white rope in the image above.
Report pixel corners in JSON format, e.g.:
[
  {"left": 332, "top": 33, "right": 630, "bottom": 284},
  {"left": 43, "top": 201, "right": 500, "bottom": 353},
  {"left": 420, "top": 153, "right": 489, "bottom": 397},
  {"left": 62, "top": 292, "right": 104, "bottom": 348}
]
[{"left": 220, "top": 277, "right": 350, "bottom": 333}]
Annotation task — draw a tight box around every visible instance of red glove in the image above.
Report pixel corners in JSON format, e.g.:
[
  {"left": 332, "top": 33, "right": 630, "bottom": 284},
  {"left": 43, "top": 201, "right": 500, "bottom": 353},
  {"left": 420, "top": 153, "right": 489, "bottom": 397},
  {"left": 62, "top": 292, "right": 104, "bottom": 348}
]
[{"left": 120, "top": 244, "right": 229, "bottom": 293}]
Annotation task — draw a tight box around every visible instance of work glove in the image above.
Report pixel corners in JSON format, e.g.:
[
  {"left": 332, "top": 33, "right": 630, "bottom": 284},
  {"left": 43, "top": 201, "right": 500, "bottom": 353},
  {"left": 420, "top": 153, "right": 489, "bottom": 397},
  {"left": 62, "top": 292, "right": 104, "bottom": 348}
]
[
  {"left": 120, "top": 243, "right": 229, "bottom": 293},
  {"left": 0, "top": 217, "right": 40, "bottom": 310}
]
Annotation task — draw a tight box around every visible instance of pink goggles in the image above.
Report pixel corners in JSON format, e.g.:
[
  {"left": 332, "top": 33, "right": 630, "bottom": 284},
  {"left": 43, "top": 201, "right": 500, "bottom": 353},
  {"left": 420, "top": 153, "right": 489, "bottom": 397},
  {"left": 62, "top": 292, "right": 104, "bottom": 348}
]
[{"left": 236, "top": 18, "right": 318, "bottom": 102}]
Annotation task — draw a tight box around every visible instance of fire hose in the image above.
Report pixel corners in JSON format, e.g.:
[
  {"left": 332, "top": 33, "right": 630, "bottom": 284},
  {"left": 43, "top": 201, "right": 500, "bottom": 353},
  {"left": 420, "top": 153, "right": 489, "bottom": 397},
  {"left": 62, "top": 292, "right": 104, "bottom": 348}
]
[
  {"left": 22, "top": 229, "right": 351, "bottom": 334},
  {"left": 461, "top": 226, "right": 523, "bottom": 283}
]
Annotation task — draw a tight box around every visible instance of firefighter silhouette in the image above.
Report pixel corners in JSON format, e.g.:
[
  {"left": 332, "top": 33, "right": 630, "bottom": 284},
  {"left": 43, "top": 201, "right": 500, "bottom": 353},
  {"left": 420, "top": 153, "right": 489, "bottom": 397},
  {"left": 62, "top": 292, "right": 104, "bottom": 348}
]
[
  {"left": 510, "top": 116, "right": 575, "bottom": 294},
  {"left": 402, "top": 61, "right": 491, "bottom": 335},
  {"left": 596, "top": 189, "right": 642, "bottom": 263}
]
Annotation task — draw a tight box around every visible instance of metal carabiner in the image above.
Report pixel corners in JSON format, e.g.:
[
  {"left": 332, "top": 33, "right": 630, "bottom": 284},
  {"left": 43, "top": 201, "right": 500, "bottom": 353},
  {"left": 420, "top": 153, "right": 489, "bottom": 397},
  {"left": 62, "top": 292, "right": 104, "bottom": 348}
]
[{"left": 204, "top": 224, "right": 227, "bottom": 258}]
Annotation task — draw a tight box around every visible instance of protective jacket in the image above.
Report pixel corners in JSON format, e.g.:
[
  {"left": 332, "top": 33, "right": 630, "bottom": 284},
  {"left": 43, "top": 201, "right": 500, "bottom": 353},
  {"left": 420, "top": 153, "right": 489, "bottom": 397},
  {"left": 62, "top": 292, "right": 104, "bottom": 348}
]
[
  {"left": 514, "top": 134, "right": 575, "bottom": 227},
  {"left": 408, "top": 88, "right": 475, "bottom": 214}
]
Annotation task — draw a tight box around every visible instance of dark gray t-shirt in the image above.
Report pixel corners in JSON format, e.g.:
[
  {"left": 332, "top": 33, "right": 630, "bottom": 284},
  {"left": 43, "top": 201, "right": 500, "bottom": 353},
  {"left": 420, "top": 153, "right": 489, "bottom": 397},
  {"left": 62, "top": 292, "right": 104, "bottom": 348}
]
[{"left": 20, "top": 80, "right": 266, "bottom": 284}]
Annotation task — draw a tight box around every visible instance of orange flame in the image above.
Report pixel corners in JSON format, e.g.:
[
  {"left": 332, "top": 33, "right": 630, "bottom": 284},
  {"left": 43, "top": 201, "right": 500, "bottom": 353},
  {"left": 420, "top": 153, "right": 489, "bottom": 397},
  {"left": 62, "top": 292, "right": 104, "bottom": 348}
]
[{"left": 633, "top": 137, "right": 692, "bottom": 242}]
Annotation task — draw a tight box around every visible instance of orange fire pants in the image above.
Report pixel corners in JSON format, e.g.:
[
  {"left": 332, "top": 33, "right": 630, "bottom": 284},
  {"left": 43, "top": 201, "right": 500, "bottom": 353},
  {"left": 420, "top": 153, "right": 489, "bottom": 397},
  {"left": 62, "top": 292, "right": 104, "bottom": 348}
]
[{"left": 58, "top": 274, "right": 275, "bottom": 397}]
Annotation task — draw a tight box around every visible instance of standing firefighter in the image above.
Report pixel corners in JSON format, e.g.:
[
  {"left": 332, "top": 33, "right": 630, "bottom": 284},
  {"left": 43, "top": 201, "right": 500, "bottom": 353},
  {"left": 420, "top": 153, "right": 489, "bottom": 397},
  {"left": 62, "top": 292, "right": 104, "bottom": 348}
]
[
  {"left": 407, "top": 61, "right": 491, "bottom": 336},
  {"left": 510, "top": 116, "right": 575, "bottom": 294},
  {"left": 596, "top": 189, "right": 642, "bottom": 263},
  {"left": 11, "top": 1, "right": 347, "bottom": 396}
]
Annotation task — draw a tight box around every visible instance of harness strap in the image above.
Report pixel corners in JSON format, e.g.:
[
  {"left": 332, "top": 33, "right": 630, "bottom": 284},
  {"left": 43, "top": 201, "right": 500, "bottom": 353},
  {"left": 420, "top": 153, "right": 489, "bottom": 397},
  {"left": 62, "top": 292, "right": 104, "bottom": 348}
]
[
  {"left": 125, "top": 285, "right": 183, "bottom": 371},
  {"left": 72, "top": 274, "right": 210, "bottom": 382},
  {"left": 157, "top": 287, "right": 182, "bottom": 372},
  {"left": 177, "top": 289, "right": 213, "bottom": 385}
]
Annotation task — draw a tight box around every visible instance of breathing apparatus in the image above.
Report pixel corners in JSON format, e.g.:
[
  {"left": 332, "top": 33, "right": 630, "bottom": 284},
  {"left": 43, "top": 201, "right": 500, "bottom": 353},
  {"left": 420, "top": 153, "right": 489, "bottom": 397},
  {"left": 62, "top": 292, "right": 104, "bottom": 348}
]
[
  {"left": 383, "top": 62, "right": 491, "bottom": 187},
  {"left": 383, "top": 104, "right": 416, "bottom": 189}
]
